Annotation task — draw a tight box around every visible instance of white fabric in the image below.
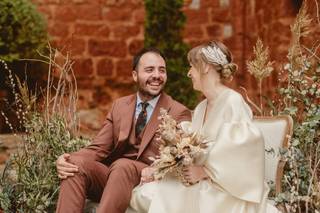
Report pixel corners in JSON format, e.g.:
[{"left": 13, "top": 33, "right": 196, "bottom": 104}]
[
  {"left": 127, "top": 89, "right": 280, "bottom": 213},
  {"left": 253, "top": 119, "right": 288, "bottom": 185}
]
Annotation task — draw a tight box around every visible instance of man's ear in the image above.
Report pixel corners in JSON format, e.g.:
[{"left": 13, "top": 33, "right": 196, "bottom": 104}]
[{"left": 132, "top": 70, "right": 138, "bottom": 82}]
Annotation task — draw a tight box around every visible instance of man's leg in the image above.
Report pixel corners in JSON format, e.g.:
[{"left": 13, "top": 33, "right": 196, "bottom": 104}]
[
  {"left": 97, "top": 158, "right": 148, "bottom": 213},
  {"left": 56, "top": 155, "right": 109, "bottom": 213}
]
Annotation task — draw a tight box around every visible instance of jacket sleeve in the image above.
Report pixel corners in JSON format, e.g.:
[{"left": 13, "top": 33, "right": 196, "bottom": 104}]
[
  {"left": 71, "top": 102, "right": 116, "bottom": 162},
  {"left": 175, "top": 106, "right": 192, "bottom": 123}
]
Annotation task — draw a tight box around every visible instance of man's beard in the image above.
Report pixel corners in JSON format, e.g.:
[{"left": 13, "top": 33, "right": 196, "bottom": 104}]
[{"left": 137, "top": 78, "right": 165, "bottom": 99}]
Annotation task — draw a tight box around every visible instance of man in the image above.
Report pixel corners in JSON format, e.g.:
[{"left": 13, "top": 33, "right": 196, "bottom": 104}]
[{"left": 55, "top": 48, "right": 191, "bottom": 213}]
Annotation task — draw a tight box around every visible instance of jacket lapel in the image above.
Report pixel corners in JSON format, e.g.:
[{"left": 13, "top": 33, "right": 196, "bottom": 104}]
[
  {"left": 118, "top": 95, "right": 136, "bottom": 143},
  {"left": 137, "top": 93, "right": 171, "bottom": 157}
]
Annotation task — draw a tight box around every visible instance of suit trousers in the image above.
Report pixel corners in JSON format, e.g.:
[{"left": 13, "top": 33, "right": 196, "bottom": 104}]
[{"left": 55, "top": 156, "right": 148, "bottom": 213}]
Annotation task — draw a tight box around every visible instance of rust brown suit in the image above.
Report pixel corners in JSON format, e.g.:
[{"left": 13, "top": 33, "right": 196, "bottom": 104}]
[{"left": 56, "top": 93, "right": 191, "bottom": 213}]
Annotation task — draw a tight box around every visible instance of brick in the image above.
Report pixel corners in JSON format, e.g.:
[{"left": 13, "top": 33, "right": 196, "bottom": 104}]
[
  {"left": 53, "top": 5, "right": 77, "bottom": 22},
  {"left": 73, "top": 58, "right": 94, "bottom": 76},
  {"left": 102, "top": 8, "right": 132, "bottom": 22},
  {"left": 211, "top": 8, "right": 231, "bottom": 22},
  {"left": 92, "top": 87, "right": 112, "bottom": 106},
  {"left": 104, "top": 0, "right": 142, "bottom": 8},
  {"left": 116, "top": 59, "right": 132, "bottom": 77},
  {"left": 133, "top": 8, "right": 145, "bottom": 24},
  {"left": 184, "top": 9, "right": 209, "bottom": 25},
  {"left": 200, "top": 0, "right": 220, "bottom": 8},
  {"left": 88, "top": 40, "right": 127, "bottom": 57},
  {"left": 75, "top": 5, "right": 102, "bottom": 20},
  {"left": 74, "top": 23, "right": 104, "bottom": 36},
  {"left": 69, "top": 37, "right": 86, "bottom": 56},
  {"left": 48, "top": 22, "right": 70, "bottom": 37},
  {"left": 74, "top": 23, "right": 110, "bottom": 37},
  {"left": 113, "top": 25, "right": 140, "bottom": 39},
  {"left": 37, "top": 5, "right": 54, "bottom": 20},
  {"left": 97, "top": 58, "right": 114, "bottom": 76},
  {"left": 223, "top": 36, "right": 243, "bottom": 53},
  {"left": 183, "top": 26, "right": 204, "bottom": 39},
  {"left": 206, "top": 24, "right": 223, "bottom": 37},
  {"left": 128, "top": 39, "right": 144, "bottom": 56},
  {"left": 98, "top": 26, "right": 111, "bottom": 37},
  {"left": 77, "top": 78, "right": 95, "bottom": 89}
]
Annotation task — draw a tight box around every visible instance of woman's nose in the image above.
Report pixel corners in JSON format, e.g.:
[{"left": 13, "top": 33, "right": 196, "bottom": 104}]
[{"left": 187, "top": 70, "right": 192, "bottom": 78}]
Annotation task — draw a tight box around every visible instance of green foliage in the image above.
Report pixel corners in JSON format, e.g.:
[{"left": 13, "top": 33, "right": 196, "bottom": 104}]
[
  {"left": 0, "top": 114, "right": 89, "bottom": 212},
  {"left": 0, "top": 0, "right": 47, "bottom": 62},
  {"left": 247, "top": 3, "right": 320, "bottom": 212},
  {"left": 276, "top": 60, "right": 320, "bottom": 212},
  {"left": 144, "top": 0, "right": 198, "bottom": 109},
  {"left": 0, "top": 0, "right": 48, "bottom": 133},
  {"left": 0, "top": 50, "right": 89, "bottom": 212}
]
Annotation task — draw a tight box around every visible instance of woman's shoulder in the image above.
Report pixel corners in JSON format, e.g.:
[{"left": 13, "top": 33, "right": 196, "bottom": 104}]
[
  {"left": 224, "top": 89, "right": 245, "bottom": 104},
  {"left": 222, "top": 89, "right": 253, "bottom": 119}
]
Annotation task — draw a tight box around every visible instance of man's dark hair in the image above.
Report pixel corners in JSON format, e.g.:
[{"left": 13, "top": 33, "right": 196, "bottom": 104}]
[{"left": 132, "top": 47, "right": 166, "bottom": 70}]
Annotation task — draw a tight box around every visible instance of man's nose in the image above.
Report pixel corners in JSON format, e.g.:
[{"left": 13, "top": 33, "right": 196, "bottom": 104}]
[{"left": 152, "top": 70, "right": 161, "bottom": 78}]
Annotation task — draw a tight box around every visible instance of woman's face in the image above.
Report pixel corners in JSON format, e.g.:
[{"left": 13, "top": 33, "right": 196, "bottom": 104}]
[{"left": 187, "top": 65, "right": 202, "bottom": 91}]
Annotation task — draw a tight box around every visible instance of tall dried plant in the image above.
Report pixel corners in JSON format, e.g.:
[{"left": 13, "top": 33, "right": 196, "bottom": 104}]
[
  {"left": 0, "top": 47, "right": 88, "bottom": 212},
  {"left": 246, "top": 2, "right": 320, "bottom": 212},
  {"left": 247, "top": 38, "right": 274, "bottom": 115}
]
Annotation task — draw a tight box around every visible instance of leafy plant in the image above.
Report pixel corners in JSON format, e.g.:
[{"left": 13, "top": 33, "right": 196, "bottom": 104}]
[
  {"left": 144, "top": 0, "right": 198, "bottom": 109},
  {"left": 0, "top": 0, "right": 47, "bottom": 62},
  {"left": 0, "top": 48, "right": 89, "bottom": 212},
  {"left": 246, "top": 2, "right": 320, "bottom": 212},
  {"left": 0, "top": 0, "right": 48, "bottom": 133}
]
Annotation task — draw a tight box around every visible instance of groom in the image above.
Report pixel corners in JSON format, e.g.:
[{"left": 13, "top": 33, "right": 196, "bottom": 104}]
[{"left": 55, "top": 47, "right": 191, "bottom": 213}]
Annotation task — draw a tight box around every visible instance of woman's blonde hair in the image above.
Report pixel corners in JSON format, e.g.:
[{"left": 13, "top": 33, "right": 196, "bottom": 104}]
[{"left": 187, "top": 41, "right": 238, "bottom": 79}]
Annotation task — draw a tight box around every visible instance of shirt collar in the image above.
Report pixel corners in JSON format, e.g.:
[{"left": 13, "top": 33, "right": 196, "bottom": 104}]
[{"left": 136, "top": 93, "right": 161, "bottom": 109}]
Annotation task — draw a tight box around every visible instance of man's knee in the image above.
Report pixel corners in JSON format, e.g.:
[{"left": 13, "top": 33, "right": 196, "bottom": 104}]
[{"left": 109, "top": 158, "right": 140, "bottom": 180}]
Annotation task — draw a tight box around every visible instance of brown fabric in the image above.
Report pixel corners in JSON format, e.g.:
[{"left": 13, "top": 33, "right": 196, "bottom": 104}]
[
  {"left": 56, "top": 157, "right": 147, "bottom": 213},
  {"left": 56, "top": 93, "right": 191, "bottom": 213}
]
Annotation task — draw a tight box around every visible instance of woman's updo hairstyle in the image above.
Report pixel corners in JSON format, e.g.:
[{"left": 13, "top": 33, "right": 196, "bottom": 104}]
[{"left": 187, "top": 41, "right": 238, "bottom": 79}]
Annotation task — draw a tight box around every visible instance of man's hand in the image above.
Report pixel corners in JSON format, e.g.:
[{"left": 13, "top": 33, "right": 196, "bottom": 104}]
[
  {"left": 182, "top": 165, "right": 209, "bottom": 185},
  {"left": 56, "top": 153, "right": 79, "bottom": 179},
  {"left": 140, "top": 167, "right": 156, "bottom": 184}
]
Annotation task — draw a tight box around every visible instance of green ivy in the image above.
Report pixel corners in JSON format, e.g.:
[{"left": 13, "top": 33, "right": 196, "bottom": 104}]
[{"left": 144, "top": 0, "right": 198, "bottom": 109}]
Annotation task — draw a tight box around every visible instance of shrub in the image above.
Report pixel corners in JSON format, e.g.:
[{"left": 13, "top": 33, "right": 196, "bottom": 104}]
[
  {"left": 144, "top": 0, "right": 198, "bottom": 109},
  {"left": 0, "top": 0, "right": 47, "bottom": 62},
  {"left": 0, "top": 50, "right": 89, "bottom": 212},
  {"left": 247, "top": 3, "right": 320, "bottom": 212},
  {"left": 0, "top": 0, "right": 48, "bottom": 133}
]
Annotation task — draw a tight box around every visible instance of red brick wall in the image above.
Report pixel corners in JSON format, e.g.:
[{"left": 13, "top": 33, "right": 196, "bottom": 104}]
[{"left": 32, "top": 0, "right": 318, "bottom": 112}]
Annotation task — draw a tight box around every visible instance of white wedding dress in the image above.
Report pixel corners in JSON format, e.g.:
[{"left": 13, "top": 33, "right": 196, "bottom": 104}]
[{"left": 126, "top": 89, "right": 280, "bottom": 213}]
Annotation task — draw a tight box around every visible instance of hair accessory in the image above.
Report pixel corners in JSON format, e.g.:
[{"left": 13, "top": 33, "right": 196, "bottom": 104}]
[{"left": 201, "top": 45, "right": 228, "bottom": 66}]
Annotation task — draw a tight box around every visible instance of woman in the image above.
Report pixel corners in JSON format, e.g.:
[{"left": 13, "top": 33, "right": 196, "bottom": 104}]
[{"left": 126, "top": 41, "right": 279, "bottom": 213}]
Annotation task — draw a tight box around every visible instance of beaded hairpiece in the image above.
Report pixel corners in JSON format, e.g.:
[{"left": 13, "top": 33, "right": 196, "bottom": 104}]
[{"left": 201, "top": 45, "right": 228, "bottom": 66}]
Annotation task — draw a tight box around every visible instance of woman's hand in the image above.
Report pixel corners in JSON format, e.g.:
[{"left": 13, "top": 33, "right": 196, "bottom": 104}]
[
  {"left": 183, "top": 165, "right": 209, "bottom": 185},
  {"left": 140, "top": 167, "right": 156, "bottom": 184}
]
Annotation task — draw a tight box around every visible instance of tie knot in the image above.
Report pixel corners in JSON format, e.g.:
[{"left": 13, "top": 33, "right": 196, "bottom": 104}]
[{"left": 141, "top": 102, "right": 149, "bottom": 110}]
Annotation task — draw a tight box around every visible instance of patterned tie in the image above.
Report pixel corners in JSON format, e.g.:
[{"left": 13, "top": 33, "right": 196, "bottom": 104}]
[{"left": 135, "top": 102, "right": 149, "bottom": 136}]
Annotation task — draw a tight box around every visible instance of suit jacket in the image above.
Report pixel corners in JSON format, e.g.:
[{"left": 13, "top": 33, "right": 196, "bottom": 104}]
[{"left": 72, "top": 92, "right": 191, "bottom": 165}]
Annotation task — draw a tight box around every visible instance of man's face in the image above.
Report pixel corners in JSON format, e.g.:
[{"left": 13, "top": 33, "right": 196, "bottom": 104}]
[{"left": 132, "top": 52, "right": 167, "bottom": 99}]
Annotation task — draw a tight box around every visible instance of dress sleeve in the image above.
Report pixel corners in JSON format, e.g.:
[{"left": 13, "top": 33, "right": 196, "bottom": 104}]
[{"left": 203, "top": 94, "right": 265, "bottom": 203}]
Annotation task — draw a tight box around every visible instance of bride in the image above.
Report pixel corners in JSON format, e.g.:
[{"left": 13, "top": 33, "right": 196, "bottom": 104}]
[{"left": 126, "top": 41, "right": 279, "bottom": 213}]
